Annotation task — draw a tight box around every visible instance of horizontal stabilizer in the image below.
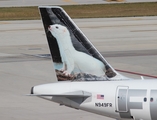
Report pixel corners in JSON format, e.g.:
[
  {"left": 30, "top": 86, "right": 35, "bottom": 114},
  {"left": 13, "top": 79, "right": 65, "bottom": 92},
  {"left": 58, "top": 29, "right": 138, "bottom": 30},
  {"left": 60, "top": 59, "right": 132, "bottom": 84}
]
[{"left": 27, "top": 90, "right": 91, "bottom": 98}]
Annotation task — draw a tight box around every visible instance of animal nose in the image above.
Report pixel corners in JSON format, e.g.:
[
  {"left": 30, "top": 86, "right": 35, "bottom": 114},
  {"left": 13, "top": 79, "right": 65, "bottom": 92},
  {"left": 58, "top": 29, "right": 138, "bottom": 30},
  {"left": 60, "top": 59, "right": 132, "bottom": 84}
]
[
  {"left": 47, "top": 26, "right": 51, "bottom": 33},
  {"left": 48, "top": 26, "right": 51, "bottom": 31}
]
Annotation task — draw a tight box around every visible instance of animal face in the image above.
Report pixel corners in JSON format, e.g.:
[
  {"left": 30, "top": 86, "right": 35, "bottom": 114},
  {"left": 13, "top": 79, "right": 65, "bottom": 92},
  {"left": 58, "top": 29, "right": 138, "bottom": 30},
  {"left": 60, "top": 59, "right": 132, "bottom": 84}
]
[{"left": 48, "top": 24, "right": 69, "bottom": 38}]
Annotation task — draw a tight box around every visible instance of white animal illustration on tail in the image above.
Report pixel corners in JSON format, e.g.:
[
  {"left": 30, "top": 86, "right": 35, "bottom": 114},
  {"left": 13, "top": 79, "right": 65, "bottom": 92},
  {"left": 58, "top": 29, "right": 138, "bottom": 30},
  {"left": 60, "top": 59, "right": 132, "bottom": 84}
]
[{"left": 48, "top": 24, "right": 105, "bottom": 76}]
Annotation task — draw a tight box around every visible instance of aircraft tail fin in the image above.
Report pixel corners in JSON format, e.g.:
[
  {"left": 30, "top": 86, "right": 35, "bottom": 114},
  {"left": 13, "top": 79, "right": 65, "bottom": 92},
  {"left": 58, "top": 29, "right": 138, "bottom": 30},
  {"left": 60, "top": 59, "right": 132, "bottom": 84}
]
[{"left": 38, "top": 6, "right": 128, "bottom": 81}]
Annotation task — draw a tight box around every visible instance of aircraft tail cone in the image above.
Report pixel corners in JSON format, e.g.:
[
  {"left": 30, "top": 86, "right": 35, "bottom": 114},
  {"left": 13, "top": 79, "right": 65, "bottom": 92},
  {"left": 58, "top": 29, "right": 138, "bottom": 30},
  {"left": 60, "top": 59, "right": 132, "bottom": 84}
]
[{"left": 31, "top": 87, "right": 34, "bottom": 94}]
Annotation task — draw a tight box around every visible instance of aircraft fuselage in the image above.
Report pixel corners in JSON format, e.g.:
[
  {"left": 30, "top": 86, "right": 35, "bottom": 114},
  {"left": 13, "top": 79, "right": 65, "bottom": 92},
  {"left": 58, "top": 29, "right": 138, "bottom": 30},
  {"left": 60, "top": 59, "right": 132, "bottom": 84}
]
[{"left": 32, "top": 79, "right": 157, "bottom": 120}]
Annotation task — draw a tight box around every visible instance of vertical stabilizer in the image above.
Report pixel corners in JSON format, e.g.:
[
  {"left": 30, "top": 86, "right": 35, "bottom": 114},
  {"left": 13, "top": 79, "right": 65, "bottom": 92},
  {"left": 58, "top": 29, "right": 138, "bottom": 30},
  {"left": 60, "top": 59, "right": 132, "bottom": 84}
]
[{"left": 39, "top": 6, "right": 128, "bottom": 81}]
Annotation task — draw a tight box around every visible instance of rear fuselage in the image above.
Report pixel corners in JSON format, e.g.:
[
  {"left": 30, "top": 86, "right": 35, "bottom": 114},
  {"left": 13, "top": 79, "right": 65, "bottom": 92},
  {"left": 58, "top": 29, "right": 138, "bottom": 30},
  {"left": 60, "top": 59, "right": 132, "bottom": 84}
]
[{"left": 33, "top": 79, "right": 157, "bottom": 120}]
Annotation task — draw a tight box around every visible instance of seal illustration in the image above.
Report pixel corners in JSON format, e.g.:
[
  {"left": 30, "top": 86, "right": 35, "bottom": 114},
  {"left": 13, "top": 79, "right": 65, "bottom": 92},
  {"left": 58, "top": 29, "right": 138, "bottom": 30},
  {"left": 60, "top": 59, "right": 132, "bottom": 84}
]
[{"left": 48, "top": 24, "right": 105, "bottom": 76}]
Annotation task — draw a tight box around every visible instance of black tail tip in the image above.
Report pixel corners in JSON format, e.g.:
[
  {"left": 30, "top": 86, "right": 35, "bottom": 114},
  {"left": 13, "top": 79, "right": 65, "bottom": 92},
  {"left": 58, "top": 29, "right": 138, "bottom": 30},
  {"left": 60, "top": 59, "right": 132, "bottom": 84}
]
[{"left": 31, "top": 86, "right": 34, "bottom": 94}]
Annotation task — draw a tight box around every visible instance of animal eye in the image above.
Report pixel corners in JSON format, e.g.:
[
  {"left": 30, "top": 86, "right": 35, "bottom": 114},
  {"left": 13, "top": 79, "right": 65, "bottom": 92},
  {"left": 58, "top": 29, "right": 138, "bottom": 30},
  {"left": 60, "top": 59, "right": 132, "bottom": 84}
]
[{"left": 56, "top": 26, "right": 59, "bottom": 29}]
